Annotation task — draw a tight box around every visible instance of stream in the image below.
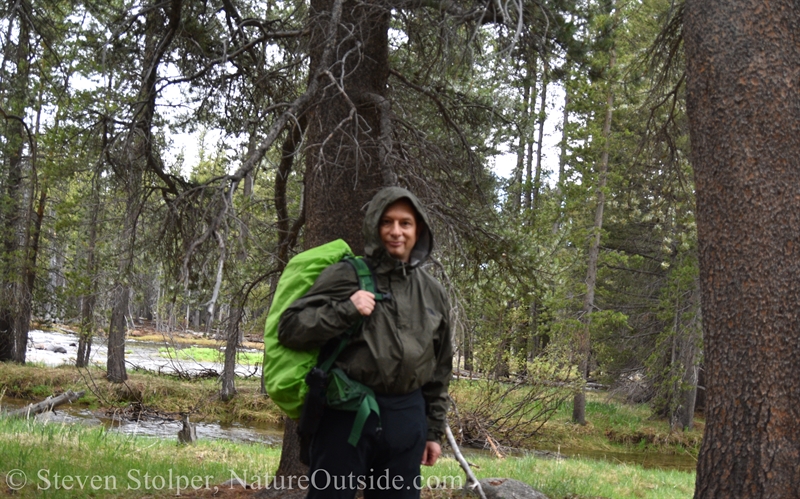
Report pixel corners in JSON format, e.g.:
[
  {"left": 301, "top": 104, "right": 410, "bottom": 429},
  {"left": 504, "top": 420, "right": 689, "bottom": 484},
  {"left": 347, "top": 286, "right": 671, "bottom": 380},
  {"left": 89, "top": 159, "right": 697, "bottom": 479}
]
[
  {"left": 5, "top": 329, "right": 281, "bottom": 446},
  {"left": 5, "top": 330, "right": 697, "bottom": 472}
]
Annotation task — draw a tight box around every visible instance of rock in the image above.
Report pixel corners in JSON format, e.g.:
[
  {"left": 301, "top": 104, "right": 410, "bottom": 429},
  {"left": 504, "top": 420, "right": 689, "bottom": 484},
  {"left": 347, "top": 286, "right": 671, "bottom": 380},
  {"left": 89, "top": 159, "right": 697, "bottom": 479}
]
[
  {"left": 478, "top": 478, "right": 550, "bottom": 499},
  {"left": 35, "top": 343, "right": 67, "bottom": 353},
  {"left": 34, "top": 411, "right": 55, "bottom": 423}
]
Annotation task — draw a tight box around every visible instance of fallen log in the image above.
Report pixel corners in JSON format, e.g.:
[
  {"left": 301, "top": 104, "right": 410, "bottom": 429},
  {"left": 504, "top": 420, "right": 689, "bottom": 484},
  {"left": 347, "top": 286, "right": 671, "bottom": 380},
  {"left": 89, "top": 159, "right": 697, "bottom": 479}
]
[{"left": 4, "top": 390, "right": 85, "bottom": 419}]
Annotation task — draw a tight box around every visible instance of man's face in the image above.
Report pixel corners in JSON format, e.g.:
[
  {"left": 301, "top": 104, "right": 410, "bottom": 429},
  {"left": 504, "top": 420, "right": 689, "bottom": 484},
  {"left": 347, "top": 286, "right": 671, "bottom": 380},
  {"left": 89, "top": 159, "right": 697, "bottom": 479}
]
[{"left": 379, "top": 199, "right": 418, "bottom": 263}]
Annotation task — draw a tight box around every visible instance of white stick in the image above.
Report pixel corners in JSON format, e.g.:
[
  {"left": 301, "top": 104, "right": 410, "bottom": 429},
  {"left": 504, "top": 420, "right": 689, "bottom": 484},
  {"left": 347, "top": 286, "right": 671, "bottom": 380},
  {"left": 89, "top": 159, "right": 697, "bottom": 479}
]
[{"left": 446, "top": 423, "right": 487, "bottom": 499}]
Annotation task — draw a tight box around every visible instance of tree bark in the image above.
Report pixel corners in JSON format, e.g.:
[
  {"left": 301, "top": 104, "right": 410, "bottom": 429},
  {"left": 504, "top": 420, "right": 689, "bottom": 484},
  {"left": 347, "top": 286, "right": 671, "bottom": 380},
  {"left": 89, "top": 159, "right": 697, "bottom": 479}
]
[
  {"left": 220, "top": 304, "right": 241, "bottom": 401},
  {"left": 554, "top": 68, "right": 571, "bottom": 234},
  {"left": 221, "top": 132, "right": 258, "bottom": 402},
  {"left": 302, "top": 0, "right": 389, "bottom": 252},
  {"left": 107, "top": 283, "right": 130, "bottom": 383},
  {"left": 523, "top": 55, "right": 538, "bottom": 213},
  {"left": 685, "top": 1, "right": 800, "bottom": 496},
  {"left": 511, "top": 65, "right": 532, "bottom": 214}
]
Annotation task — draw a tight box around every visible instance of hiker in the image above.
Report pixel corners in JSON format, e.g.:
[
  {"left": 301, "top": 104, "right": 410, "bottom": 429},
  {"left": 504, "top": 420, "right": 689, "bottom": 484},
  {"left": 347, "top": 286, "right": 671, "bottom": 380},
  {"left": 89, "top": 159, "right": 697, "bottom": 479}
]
[{"left": 278, "top": 186, "right": 453, "bottom": 499}]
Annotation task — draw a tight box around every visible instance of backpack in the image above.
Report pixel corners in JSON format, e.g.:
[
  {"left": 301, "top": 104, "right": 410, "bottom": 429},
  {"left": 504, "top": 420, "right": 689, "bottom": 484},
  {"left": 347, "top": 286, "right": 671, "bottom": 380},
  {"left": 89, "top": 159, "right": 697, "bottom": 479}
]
[{"left": 262, "top": 239, "right": 385, "bottom": 455}]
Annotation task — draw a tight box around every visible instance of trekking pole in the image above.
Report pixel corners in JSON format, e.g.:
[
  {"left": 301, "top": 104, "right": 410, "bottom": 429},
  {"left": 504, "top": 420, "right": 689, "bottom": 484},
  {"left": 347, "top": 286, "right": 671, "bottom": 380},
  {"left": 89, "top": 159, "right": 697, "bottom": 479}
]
[{"left": 445, "top": 423, "right": 487, "bottom": 499}]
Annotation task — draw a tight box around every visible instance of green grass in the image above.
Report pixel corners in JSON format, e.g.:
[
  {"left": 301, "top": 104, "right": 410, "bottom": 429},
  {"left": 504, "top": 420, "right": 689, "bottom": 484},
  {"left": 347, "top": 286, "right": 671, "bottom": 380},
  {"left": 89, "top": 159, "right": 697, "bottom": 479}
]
[
  {"left": 0, "top": 416, "right": 694, "bottom": 499},
  {"left": 0, "top": 364, "right": 700, "bottom": 498},
  {"left": 535, "top": 392, "right": 704, "bottom": 457},
  {"left": 158, "top": 346, "right": 263, "bottom": 366},
  {"left": 0, "top": 416, "right": 280, "bottom": 498},
  {"left": 432, "top": 453, "right": 695, "bottom": 499}
]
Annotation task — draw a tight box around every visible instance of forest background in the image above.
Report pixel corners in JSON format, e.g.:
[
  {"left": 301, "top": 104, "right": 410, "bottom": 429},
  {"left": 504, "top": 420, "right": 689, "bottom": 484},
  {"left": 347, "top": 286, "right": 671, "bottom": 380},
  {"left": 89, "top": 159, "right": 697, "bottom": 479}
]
[
  {"left": 1, "top": 0, "right": 700, "bottom": 485},
  {"left": 1, "top": 0, "right": 696, "bottom": 419}
]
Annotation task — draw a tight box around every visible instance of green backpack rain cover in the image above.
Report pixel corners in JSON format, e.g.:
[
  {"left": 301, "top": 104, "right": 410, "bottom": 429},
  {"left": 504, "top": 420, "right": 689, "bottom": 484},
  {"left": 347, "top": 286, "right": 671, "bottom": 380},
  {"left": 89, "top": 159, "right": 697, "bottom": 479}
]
[{"left": 263, "top": 239, "right": 354, "bottom": 420}]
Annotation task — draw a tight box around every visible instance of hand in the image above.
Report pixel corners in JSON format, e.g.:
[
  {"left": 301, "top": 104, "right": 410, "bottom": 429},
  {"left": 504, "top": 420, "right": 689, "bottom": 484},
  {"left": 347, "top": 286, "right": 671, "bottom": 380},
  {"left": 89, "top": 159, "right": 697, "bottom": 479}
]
[
  {"left": 421, "top": 441, "right": 441, "bottom": 466},
  {"left": 350, "top": 290, "right": 376, "bottom": 316}
]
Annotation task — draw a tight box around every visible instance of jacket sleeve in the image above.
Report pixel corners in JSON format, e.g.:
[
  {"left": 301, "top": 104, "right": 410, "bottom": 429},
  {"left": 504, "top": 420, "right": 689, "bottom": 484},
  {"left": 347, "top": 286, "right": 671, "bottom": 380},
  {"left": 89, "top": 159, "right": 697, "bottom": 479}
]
[
  {"left": 277, "top": 262, "right": 363, "bottom": 351},
  {"left": 422, "top": 290, "right": 453, "bottom": 442}
]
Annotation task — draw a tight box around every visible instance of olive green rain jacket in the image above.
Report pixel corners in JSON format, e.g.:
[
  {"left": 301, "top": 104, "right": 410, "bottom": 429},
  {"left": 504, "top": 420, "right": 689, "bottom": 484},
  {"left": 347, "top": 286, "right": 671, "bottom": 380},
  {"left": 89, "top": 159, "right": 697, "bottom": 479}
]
[{"left": 278, "top": 187, "right": 453, "bottom": 442}]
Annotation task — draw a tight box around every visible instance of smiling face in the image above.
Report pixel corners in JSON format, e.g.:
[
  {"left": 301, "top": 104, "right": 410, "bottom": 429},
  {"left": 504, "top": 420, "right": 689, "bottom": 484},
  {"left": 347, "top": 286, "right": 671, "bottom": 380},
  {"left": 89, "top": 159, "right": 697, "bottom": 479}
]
[{"left": 379, "top": 199, "right": 419, "bottom": 263}]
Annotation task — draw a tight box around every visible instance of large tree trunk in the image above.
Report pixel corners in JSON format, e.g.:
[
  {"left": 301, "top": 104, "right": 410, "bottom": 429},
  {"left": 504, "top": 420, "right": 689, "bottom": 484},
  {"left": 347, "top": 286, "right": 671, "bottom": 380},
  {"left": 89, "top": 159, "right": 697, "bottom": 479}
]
[
  {"left": 685, "top": 1, "right": 800, "bottom": 496},
  {"left": 302, "top": 0, "right": 389, "bottom": 252},
  {"left": 272, "top": 0, "right": 390, "bottom": 482},
  {"left": 108, "top": 0, "right": 177, "bottom": 383}
]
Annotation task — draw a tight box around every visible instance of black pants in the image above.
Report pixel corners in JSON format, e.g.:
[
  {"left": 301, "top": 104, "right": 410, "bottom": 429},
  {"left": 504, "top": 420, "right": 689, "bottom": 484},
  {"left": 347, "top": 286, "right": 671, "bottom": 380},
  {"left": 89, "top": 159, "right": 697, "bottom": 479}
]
[{"left": 306, "top": 389, "right": 427, "bottom": 499}]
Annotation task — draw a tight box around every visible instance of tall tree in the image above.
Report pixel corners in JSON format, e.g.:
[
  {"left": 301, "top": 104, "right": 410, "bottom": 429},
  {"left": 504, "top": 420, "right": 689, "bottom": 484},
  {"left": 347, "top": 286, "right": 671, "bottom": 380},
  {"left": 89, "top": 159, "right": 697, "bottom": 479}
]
[
  {"left": 573, "top": 1, "right": 617, "bottom": 425},
  {"left": 272, "top": 0, "right": 392, "bottom": 479},
  {"left": 685, "top": 0, "right": 800, "bottom": 496}
]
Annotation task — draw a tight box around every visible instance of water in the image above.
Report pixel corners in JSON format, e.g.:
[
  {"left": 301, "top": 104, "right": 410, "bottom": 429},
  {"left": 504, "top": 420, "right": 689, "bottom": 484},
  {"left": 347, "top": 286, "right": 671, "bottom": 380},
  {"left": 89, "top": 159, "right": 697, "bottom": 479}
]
[
  {"left": 25, "top": 329, "right": 262, "bottom": 378},
  {"left": 8, "top": 329, "right": 281, "bottom": 446}
]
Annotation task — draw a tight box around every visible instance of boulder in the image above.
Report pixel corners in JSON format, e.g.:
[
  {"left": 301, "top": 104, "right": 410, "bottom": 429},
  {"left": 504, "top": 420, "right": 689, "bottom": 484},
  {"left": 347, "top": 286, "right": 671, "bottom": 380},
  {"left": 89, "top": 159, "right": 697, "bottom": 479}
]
[{"left": 478, "top": 478, "right": 550, "bottom": 499}]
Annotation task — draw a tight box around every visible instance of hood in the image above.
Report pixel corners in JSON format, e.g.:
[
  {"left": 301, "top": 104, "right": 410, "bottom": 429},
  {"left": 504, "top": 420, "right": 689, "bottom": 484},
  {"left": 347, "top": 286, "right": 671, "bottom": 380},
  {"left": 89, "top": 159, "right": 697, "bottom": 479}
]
[{"left": 363, "top": 187, "right": 434, "bottom": 268}]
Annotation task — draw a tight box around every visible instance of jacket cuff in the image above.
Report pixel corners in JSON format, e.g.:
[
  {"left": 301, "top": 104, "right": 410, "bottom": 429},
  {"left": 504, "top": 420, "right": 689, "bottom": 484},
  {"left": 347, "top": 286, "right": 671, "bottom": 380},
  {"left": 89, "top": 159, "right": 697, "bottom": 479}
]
[{"left": 334, "top": 297, "right": 362, "bottom": 323}]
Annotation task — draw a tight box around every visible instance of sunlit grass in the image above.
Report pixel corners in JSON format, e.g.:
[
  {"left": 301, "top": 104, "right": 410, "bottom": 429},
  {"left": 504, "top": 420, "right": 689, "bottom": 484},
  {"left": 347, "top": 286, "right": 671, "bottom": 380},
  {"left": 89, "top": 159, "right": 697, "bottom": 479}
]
[{"left": 158, "top": 346, "right": 263, "bottom": 366}]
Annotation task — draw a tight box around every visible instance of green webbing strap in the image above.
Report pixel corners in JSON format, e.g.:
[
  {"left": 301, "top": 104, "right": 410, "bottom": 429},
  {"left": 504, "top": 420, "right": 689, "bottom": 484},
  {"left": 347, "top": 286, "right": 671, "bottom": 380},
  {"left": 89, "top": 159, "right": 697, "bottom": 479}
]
[
  {"left": 348, "top": 395, "right": 381, "bottom": 446},
  {"left": 343, "top": 256, "right": 387, "bottom": 301}
]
